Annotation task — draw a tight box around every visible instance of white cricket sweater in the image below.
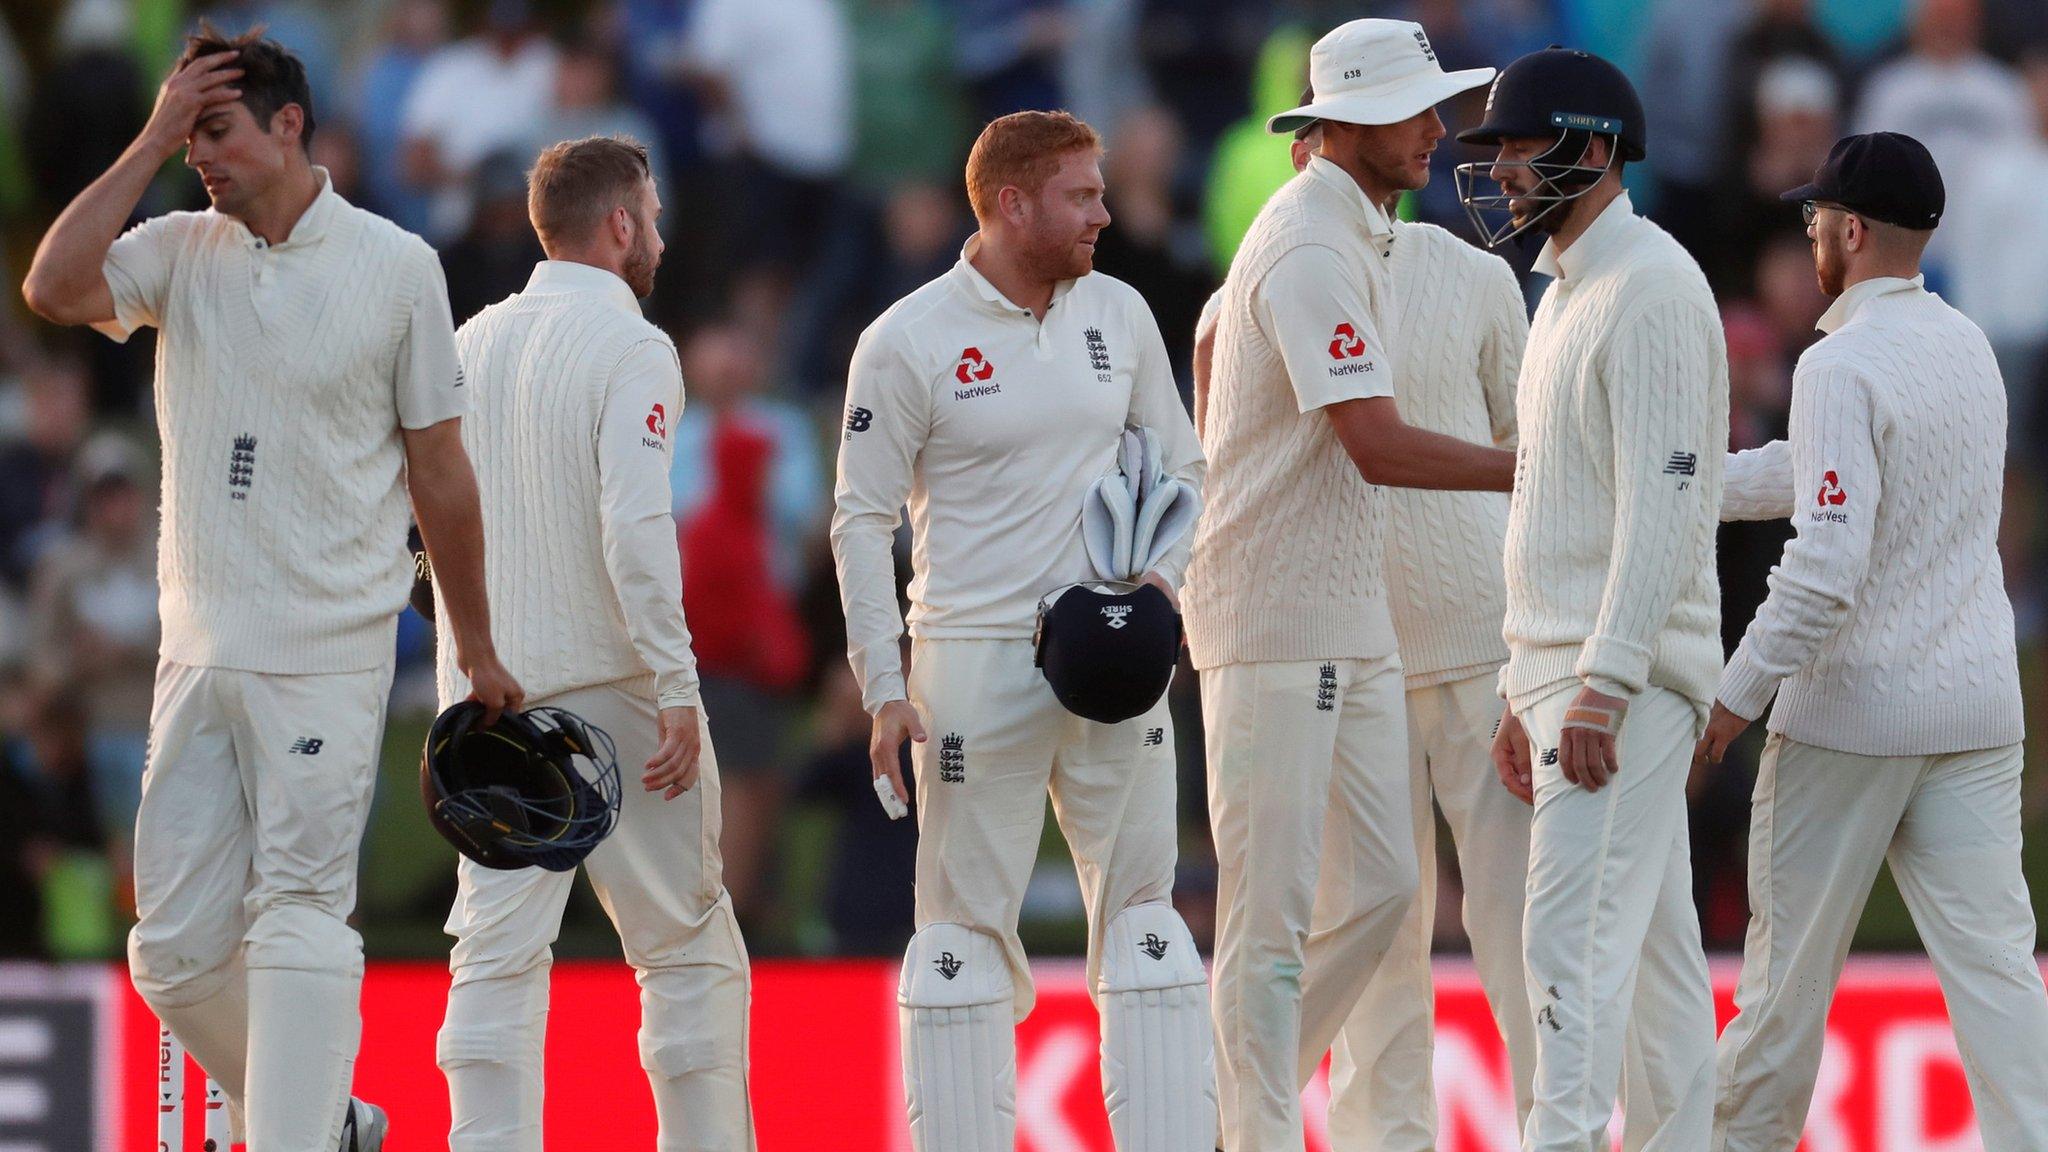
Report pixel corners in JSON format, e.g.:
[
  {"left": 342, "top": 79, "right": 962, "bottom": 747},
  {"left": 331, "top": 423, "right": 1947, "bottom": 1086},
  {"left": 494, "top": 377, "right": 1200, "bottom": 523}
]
[
  {"left": 831, "top": 239, "right": 1204, "bottom": 712},
  {"left": 1501, "top": 192, "right": 1728, "bottom": 711},
  {"left": 1183, "top": 156, "right": 1400, "bottom": 670},
  {"left": 436, "top": 261, "right": 701, "bottom": 711},
  {"left": 1383, "top": 220, "right": 1524, "bottom": 688},
  {"left": 96, "top": 170, "right": 466, "bottom": 673},
  {"left": 1715, "top": 276, "right": 2024, "bottom": 755}
]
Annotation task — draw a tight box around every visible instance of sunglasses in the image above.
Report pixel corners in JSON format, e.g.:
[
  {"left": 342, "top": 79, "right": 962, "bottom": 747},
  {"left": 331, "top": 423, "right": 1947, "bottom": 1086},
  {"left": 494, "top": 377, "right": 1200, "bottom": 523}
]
[{"left": 1801, "top": 200, "right": 1856, "bottom": 226}]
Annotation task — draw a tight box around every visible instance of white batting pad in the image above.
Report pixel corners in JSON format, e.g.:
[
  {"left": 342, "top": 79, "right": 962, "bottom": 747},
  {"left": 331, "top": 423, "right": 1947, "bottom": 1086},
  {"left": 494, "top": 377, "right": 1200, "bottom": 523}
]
[
  {"left": 1097, "top": 903, "right": 1217, "bottom": 1152},
  {"left": 898, "top": 924, "right": 1016, "bottom": 1152}
]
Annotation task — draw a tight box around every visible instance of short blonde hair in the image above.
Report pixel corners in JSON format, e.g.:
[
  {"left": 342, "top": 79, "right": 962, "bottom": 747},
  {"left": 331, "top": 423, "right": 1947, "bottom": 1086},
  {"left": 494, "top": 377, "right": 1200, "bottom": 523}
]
[
  {"left": 527, "top": 135, "right": 651, "bottom": 247},
  {"left": 964, "top": 111, "right": 1101, "bottom": 223}
]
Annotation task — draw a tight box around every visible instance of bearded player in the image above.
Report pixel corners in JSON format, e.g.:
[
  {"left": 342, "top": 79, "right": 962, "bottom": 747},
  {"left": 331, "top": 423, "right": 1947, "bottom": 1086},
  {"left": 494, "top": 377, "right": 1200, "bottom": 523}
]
[
  {"left": 23, "top": 28, "right": 518, "bottom": 1152},
  {"left": 831, "top": 110, "right": 1211, "bottom": 1152}
]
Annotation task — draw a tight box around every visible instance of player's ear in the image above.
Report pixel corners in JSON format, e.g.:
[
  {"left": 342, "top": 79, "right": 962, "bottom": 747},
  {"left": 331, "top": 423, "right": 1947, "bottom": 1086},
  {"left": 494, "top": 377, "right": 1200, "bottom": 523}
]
[{"left": 272, "top": 103, "right": 305, "bottom": 147}]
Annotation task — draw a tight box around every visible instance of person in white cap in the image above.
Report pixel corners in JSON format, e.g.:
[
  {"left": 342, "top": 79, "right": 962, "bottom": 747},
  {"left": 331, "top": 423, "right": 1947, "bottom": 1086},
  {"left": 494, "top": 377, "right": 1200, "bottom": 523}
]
[
  {"left": 1194, "top": 111, "right": 1542, "bottom": 1151},
  {"left": 832, "top": 110, "right": 1211, "bottom": 1152},
  {"left": 1458, "top": 46, "right": 1725, "bottom": 1152},
  {"left": 1182, "top": 19, "right": 1509, "bottom": 1151}
]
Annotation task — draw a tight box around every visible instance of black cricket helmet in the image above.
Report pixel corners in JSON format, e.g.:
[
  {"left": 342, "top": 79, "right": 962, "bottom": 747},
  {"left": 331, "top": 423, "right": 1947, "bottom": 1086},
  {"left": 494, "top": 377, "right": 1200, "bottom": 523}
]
[
  {"left": 421, "top": 701, "right": 622, "bottom": 872},
  {"left": 1453, "top": 46, "right": 1646, "bottom": 248},
  {"left": 1034, "top": 581, "right": 1181, "bottom": 725}
]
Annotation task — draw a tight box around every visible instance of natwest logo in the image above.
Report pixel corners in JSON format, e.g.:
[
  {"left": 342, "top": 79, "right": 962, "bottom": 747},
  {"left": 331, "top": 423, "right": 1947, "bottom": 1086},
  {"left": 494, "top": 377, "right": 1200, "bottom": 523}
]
[
  {"left": 1328, "top": 323, "right": 1368, "bottom": 360},
  {"left": 1817, "top": 470, "right": 1848, "bottom": 507},
  {"left": 955, "top": 347, "right": 996, "bottom": 385},
  {"left": 646, "top": 403, "right": 667, "bottom": 439}
]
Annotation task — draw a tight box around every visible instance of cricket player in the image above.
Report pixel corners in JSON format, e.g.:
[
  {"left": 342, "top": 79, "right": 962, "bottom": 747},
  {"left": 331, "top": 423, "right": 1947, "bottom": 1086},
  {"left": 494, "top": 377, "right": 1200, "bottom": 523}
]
[
  {"left": 831, "top": 110, "right": 1211, "bottom": 1152},
  {"left": 432, "top": 136, "right": 755, "bottom": 1151},
  {"left": 1457, "top": 47, "right": 1726, "bottom": 1151},
  {"left": 1193, "top": 113, "right": 1540, "bottom": 1145},
  {"left": 1700, "top": 132, "right": 2048, "bottom": 1150},
  {"left": 1185, "top": 21, "right": 1511, "bottom": 1151},
  {"left": 22, "top": 29, "right": 519, "bottom": 1152}
]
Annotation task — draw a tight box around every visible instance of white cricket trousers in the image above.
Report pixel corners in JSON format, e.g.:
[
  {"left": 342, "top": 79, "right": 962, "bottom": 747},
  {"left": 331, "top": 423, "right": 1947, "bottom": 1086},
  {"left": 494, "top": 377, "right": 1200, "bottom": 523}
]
[
  {"left": 907, "top": 637, "right": 1180, "bottom": 1016},
  {"left": 438, "top": 681, "right": 755, "bottom": 1152},
  {"left": 1203, "top": 654, "right": 1418, "bottom": 1152},
  {"left": 1519, "top": 682, "right": 1715, "bottom": 1152},
  {"left": 129, "top": 656, "right": 393, "bottom": 1152},
  {"left": 1328, "top": 669, "right": 1538, "bottom": 1149},
  {"left": 1712, "top": 737, "right": 2048, "bottom": 1151}
]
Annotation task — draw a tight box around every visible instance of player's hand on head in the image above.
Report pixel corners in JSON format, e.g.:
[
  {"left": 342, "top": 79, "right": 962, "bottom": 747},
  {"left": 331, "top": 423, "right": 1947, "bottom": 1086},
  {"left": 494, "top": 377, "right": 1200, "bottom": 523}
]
[
  {"left": 1691, "top": 700, "right": 1749, "bottom": 773},
  {"left": 646, "top": 706, "right": 702, "bottom": 799},
  {"left": 1559, "top": 683, "right": 1627, "bottom": 792},
  {"left": 870, "top": 699, "right": 925, "bottom": 814},
  {"left": 463, "top": 653, "right": 524, "bottom": 727},
  {"left": 1491, "top": 706, "right": 1534, "bottom": 805},
  {"left": 145, "top": 50, "right": 244, "bottom": 157}
]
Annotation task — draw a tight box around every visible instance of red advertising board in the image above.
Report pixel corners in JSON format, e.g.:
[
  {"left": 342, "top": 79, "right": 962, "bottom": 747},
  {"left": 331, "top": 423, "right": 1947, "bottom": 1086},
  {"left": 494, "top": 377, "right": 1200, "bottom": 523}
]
[{"left": 120, "top": 958, "right": 2005, "bottom": 1151}]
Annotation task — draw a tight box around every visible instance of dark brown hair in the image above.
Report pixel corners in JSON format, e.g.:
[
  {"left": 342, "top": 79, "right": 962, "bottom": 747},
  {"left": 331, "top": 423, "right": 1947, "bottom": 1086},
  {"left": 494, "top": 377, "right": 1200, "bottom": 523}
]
[
  {"left": 964, "top": 111, "right": 1101, "bottom": 223},
  {"left": 178, "top": 24, "right": 316, "bottom": 149},
  {"left": 526, "top": 136, "right": 653, "bottom": 247}
]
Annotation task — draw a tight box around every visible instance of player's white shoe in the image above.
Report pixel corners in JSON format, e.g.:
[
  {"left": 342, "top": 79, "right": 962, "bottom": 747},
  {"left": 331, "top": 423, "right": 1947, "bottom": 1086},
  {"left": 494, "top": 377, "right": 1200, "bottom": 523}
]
[{"left": 339, "top": 1098, "right": 386, "bottom": 1152}]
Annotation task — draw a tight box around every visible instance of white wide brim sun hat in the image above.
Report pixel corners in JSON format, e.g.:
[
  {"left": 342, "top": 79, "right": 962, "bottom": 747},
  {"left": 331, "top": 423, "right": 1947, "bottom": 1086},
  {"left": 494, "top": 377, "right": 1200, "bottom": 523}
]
[{"left": 1268, "top": 18, "right": 1496, "bottom": 134}]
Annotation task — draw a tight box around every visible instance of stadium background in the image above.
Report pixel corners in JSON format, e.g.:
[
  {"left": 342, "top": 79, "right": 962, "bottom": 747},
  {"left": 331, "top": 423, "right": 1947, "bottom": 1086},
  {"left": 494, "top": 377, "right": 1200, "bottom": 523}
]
[{"left": 0, "top": 0, "right": 2043, "bottom": 1147}]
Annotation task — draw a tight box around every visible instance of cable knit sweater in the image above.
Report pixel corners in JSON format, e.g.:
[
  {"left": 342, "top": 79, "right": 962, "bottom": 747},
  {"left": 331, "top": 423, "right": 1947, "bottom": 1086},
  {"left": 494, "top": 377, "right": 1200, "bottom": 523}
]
[
  {"left": 1383, "top": 220, "right": 1525, "bottom": 687},
  {"left": 437, "top": 261, "right": 701, "bottom": 711},
  {"left": 1501, "top": 193, "right": 1728, "bottom": 711},
  {"left": 1716, "top": 275, "right": 2023, "bottom": 755},
  {"left": 1184, "top": 157, "right": 1400, "bottom": 669}
]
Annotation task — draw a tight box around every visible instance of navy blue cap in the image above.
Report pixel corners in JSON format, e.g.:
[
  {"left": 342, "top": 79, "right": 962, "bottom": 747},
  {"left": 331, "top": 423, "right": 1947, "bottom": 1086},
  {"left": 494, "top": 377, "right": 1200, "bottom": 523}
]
[
  {"left": 1457, "top": 46, "right": 1646, "bottom": 162},
  {"left": 1782, "top": 132, "right": 1944, "bottom": 230}
]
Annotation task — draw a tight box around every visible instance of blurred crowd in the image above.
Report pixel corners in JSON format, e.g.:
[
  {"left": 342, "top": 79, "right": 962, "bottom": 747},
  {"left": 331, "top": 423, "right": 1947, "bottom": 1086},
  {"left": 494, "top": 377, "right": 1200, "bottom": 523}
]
[{"left": 0, "top": 0, "right": 2043, "bottom": 960}]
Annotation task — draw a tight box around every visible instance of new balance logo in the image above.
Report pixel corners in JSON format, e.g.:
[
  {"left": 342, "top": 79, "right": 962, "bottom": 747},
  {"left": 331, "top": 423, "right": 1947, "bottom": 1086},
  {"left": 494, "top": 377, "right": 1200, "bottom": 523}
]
[
  {"left": 1663, "top": 451, "right": 1697, "bottom": 477},
  {"left": 1101, "top": 605, "right": 1133, "bottom": 629},
  {"left": 1140, "top": 933, "right": 1169, "bottom": 961},
  {"left": 939, "top": 733, "right": 966, "bottom": 784},
  {"left": 1537, "top": 984, "right": 1564, "bottom": 1032},
  {"left": 288, "top": 738, "right": 323, "bottom": 755},
  {"left": 1143, "top": 727, "right": 1165, "bottom": 747},
  {"left": 934, "top": 951, "right": 963, "bottom": 980},
  {"left": 1540, "top": 747, "right": 1558, "bottom": 766},
  {"left": 844, "top": 405, "right": 872, "bottom": 439},
  {"left": 1316, "top": 663, "right": 1337, "bottom": 712}
]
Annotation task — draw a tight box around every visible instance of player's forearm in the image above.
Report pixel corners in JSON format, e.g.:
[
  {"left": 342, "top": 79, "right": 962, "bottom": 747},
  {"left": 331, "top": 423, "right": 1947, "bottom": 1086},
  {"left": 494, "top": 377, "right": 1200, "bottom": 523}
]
[
  {"left": 409, "top": 453, "right": 497, "bottom": 661},
  {"left": 22, "top": 142, "right": 165, "bottom": 324},
  {"left": 1723, "top": 441, "right": 1794, "bottom": 521},
  {"left": 829, "top": 515, "right": 909, "bottom": 711},
  {"left": 1351, "top": 420, "right": 1515, "bottom": 491}
]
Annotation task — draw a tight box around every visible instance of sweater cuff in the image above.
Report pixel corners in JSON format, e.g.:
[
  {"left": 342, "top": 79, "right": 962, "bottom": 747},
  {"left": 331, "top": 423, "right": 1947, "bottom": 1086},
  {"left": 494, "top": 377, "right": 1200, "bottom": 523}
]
[
  {"left": 656, "top": 671, "right": 702, "bottom": 711},
  {"left": 1574, "top": 633, "right": 1652, "bottom": 699},
  {"left": 1715, "top": 645, "right": 1779, "bottom": 721},
  {"left": 862, "top": 671, "right": 909, "bottom": 716}
]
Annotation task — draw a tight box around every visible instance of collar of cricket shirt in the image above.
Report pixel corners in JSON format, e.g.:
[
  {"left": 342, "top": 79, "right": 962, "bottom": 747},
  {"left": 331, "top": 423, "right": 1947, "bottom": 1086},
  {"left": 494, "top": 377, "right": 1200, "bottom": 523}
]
[
  {"left": 522, "top": 259, "right": 643, "bottom": 316},
  {"left": 1817, "top": 274, "right": 1925, "bottom": 334},
  {"left": 1533, "top": 189, "right": 1636, "bottom": 284},
  {"left": 1303, "top": 155, "right": 1395, "bottom": 258},
  {"left": 229, "top": 166, "right": 342, "bottom": 252},
  {"left": 951, "top": 235, "right": 1079, "bottom": 319}
]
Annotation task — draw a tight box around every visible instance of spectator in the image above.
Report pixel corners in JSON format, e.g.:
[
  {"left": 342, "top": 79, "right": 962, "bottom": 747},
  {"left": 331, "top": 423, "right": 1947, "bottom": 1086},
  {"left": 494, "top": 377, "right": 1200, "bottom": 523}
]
[
  {"left": 528, "top": 35, "right": 667, "bottom": 192},
  {"left": 0, "top": 694, "right": 115, "bottom": 958},
  {"left": 794, "top": 662, "right": 917, "bottom": 955},
  {"left": 1138, "top": 0, "right": 1269, "bottom": 147},
  {"left": 196, "top": 0, "right": 341, "bottom": 115},
  {"left": 847, "top": 0, "right": 968, "bottom": 195},
  {"left": 27, "top": 433, "right": 157, "bottom": 839},
  {"left": 1059, "top": 0, "right": 1151, "bottom": 145},
  {"left": 439, "top": 150, "right": 546, "bottom": 325},
  {"left": 0, "top": 355, "right": 90, "bottom": 593},
  {"left": 674, "top": 320, "right": 823, "bottom": 933},
  {"left": 351, "top": 0, "right": 449, "bottom": 235},
  {"left": 400, "top": 0, "right": 559, "bottom": 243},
  {"left": 1201, "top": 23, "right": 1312, "bottom": 273},
  {"left": 681, "top": 0, "right": 852, "bottom": 284},
  {"left": 1716, "top": 56, "right": 1842, "bottom": 291},
  {"left": 1090, "top": 105, "right": 1214, "bottom": 388},
  {"left": 24, "top": 0, "right": 145, "bottom": 223},
  {"left": 1638, "top": 0, "right": 1750, "bottom": 259},
  {"left": 948, "top": 0, "right": 1067, "bottom": 122},
  {"left": 1854, "top": 0, "right": 2036, "bottom": 279}
]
